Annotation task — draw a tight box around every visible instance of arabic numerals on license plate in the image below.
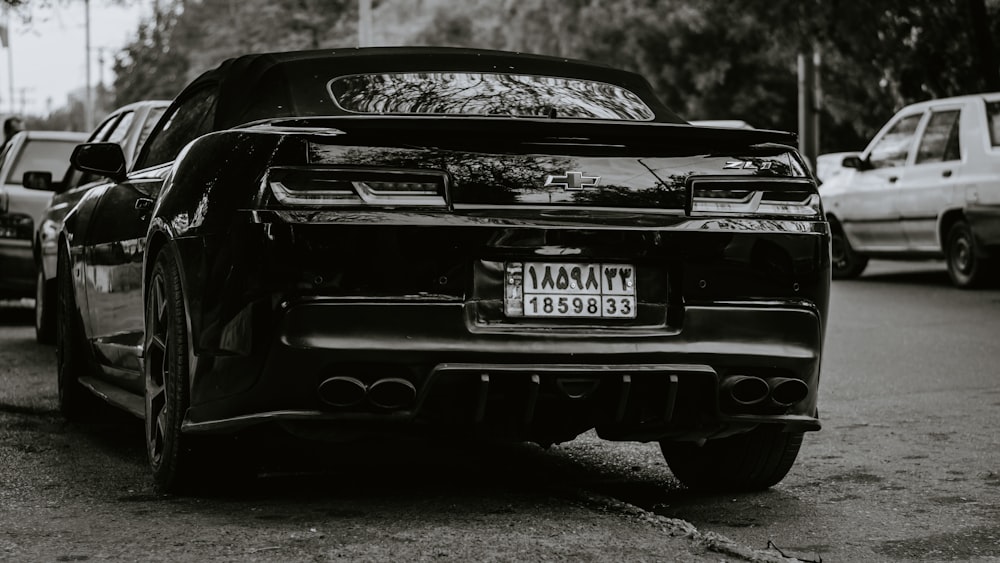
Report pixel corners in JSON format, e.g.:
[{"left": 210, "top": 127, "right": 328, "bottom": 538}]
[
  {"left": 601, "top": 295, "right": 634, "bottom": 317},
  {"left": 509, "top": 262, "right": 637, "bottom": 318},
  {"left": 526, "top": 294, "right": 601, "bottom": 316}
]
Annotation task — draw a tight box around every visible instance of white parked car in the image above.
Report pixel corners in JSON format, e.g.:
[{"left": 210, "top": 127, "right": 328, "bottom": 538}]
[
  {"left": 0, "top": 130, "right": 87, "bottom": 299},
  {"left": 820, "top": 93, "right": 1000, "bottom": 288}
]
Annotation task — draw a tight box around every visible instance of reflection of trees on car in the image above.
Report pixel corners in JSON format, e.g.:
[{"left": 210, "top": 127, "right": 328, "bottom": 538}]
[
  {"left": 314, "top": 145, "right": 574, "bottom": 204},
  {"left": 571, "top": 176, "right": 686, "bottom": 209},
  {"left": 329, "top": 73, "right": 655, "bottom": 120}
]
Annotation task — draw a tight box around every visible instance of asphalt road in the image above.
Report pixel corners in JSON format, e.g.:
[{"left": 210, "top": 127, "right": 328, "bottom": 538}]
[
  {"left": 0, "top": 298, "right": 779, "bottom": 562},
  {"left": 563, "top": 259, "right": 1000, "bottom": 562},
  {"left": 2, "top": 259, "right": 999, "bottom": 562}
]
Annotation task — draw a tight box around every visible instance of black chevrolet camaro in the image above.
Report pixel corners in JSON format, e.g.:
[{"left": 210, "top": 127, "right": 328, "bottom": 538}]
[{"left": 58, "top": 47, "right": 830, "bottom": 493}]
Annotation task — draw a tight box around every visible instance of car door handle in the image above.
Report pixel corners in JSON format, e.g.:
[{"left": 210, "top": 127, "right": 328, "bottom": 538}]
[
  {"left": 888, "top": 176, "right": 898, "bottom": 183},
  {"left": 942, "top": 169, "right": 953, "bottom": 177}
]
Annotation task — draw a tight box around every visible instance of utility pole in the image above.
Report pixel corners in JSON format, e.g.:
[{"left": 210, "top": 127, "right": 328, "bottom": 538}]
[
  {"left": 358, "top": 0, "right": 372, "bottom": 47},
  {"left": 4, "top": 5, "right": 13, "bottom": 116},
  {"left": 797, "top": 50, "right": 821, "bottom": 176},
  {"left": 96, "top": 47, "right": 105, "bottom": 88},
  {"left": 84, "top": 0, "right": 94, "bottom": 130},
  {"left": 17, "top": 86, "right": 30, "bottom": 115}
]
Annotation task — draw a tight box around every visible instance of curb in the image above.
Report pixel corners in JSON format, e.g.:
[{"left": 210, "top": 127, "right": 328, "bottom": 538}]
[{"left": 574, "top": 490, "right": 802, "bottom": 563}]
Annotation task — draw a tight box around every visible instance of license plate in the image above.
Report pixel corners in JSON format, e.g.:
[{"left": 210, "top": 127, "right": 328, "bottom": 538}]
[{"left": 504, "top": 262, "right": 636, "bottom": 318}]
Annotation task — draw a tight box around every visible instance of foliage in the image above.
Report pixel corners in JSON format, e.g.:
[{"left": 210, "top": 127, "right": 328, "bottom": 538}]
[
  {"left": 99, "top": 0, "right": 1000, "bottom": 153},
  {"left": 112, "top": 0, "right": 353, "bottom": 107},
  {"left": 112, "top": 5, "right": 189, "bottom": 105}
]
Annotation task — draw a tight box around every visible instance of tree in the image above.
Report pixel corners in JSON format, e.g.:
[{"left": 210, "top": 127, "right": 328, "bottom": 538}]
[
  {"left": 106, "top": 0, "right": 1000, "bottom": 153},
  {"left": 112, "top": 0, "right": 353, "bottom": 107},
  {"left": 112, "top": 3, "right": 189, "bottom": 105},
  {"left": 402, "top": 0, "right": 1000, "bottom": 151}
]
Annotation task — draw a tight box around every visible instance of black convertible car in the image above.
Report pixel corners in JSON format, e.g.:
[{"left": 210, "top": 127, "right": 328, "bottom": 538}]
[{"left": 59, "top": 47, "right": 830, "bottom": 493}]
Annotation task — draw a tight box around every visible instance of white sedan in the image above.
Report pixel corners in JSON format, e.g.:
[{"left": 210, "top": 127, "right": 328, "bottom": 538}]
[{"left": 820, "top": 93, "right": 1000, "bottom": 288}]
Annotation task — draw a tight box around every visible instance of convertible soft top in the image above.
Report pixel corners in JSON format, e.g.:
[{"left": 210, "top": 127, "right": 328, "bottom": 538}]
[{"left": 176, "top": 46, "right": 688, "bottom": 127}]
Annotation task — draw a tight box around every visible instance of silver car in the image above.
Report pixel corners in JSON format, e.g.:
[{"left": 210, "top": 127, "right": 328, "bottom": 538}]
[
  {"left": 821, "top": 93, "right": 1000, "bottom": 288},
  {"left": 31, "top": 101, "right": 169, "bottom": 343},
  {"left": 0, "top": 130, "right": 87, "bottom": 299}
]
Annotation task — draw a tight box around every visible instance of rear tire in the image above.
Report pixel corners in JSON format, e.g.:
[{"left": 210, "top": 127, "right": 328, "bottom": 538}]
[
  {"left": 945, "top": 220, "right": 994, "bottom": 289},
  {"left": 830, "top": 221, "right": 868, "bottom": 279},
  {"left": 660, "top": 426, "right": 804, "bottom": 492},
  {"left": 146, "top": 250, "right": 200, "bottom": 493},
  {"left": 56, "top": 245, "right": 101, "bottom": 420},
  {"left": 35, "top": 267, "right": 57, "bottom": 344},
  {"left": 145, "top": 250, "right": 249, "bottom": 494}
]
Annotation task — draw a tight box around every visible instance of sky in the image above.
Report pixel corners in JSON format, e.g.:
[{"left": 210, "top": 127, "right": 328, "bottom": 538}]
[{"left": 1, "top": 0, "right": 150, "bottom": 117}]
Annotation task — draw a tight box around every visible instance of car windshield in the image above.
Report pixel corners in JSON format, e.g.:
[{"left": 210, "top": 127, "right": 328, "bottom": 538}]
[
  {"left": 5, "top": 138, "right": 80, "bottom": 185},
  {"left": 327, "top": 72, "right": 656, "bottom": 121}
]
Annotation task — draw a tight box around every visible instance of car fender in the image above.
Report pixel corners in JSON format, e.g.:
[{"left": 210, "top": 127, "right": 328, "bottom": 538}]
[{"left": 145, "top": 130, "right": 289, "bottom": 362}]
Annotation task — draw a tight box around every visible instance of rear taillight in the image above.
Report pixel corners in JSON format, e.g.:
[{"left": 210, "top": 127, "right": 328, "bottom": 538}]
[
  {"left": 265, "top": 166, "right": 448, "bottom": 207},
  {"left": 687, "top": 177, "right": 821, "bottom": 217},
  {"left": 0, "top": 213, "right": 33, "bottom": 240}
]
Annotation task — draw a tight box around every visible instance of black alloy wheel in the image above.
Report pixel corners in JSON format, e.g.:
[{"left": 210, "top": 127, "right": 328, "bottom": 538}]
[
  {"left": 145, "top": 250, "right": 247, "bottom": 494},
  {"left": 660, "top": 426, "right": 804, "bottom": 491},
  {"left": 35, "top": 266, "right": 57, "bottom": 344},
  {"left": 830, "top": 221, "right": 868, "bottom": 279},
  {"left": 56, "top": 245, "right": 100, "bottom": 420},
  {"left": 945, "top": 220, "right": 994, "bottom": 289},
  {"left": 145, "top": 250, "right": 198, "bottom": 493}
]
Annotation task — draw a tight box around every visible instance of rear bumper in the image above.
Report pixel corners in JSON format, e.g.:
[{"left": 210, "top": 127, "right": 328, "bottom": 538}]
[{"left": 183, "top": 300, "right": 823, "bottom": 443}]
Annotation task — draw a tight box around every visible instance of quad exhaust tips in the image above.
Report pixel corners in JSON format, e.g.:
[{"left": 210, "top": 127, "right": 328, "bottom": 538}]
[
  {"left": 721, "top": 375, "right": 809, "bottom": 407},
  {"left": 721, "top": 375, "right": 771, "bottom": 405},
  {"left": 318, "top": 376, "right": 417, "bottom": 410},
  {"left": 318, "top": 376, "right": 367, "bottom": 408},
  {"left": 367, "top": 378, "right": 417, "bottom": 409},
  {"left": 767, "top": 377, "right": 809, "bottom": 407}
]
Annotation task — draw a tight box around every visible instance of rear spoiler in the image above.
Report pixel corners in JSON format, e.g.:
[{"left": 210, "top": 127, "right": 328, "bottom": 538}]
[{"left": 256, "top": 116, "right": 798, "bottom": 152}]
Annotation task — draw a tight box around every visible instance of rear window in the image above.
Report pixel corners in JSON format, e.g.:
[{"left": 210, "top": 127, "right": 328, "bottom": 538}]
[
  {"left": 5, "top": 139, "right": 80, "bottom": 185},
  {"left": 987, "top": 100, "right": 1000, "bottom": 146},
  {"left": 328, "top": 72, "right": 656, "bottom": 121}
]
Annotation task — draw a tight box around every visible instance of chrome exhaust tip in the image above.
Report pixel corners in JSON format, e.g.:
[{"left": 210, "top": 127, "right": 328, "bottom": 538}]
[
  {"left": 318, "top": 376, "right": 368, "bottom": 408},
  {"left": 367, "top": 377, "right": 417, "bottom": 410},
  {"left": 721, "top": 375, "right": 770, "bottom": 406},
  {"left": 767, "top": 377, "right": 809, "bottom": 407}
]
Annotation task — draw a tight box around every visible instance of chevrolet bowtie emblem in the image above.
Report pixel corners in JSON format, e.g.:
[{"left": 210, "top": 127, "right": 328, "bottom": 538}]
[{"left": 544, "top": 171, "right": 601, "bottom": 191}]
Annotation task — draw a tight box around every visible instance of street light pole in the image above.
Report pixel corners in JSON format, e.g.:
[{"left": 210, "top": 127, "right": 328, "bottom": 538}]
[
  {"left": 4, "top": 5, "right": 13, "bottom": 115},
  {"left": 84, "top": 0, "right": 93, "bottom": 130}
]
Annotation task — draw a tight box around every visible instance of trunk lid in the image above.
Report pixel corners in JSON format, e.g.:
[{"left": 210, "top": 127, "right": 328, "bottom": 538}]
[{"left": 260, "top": 116, "right": 807, "bottom": 213}]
